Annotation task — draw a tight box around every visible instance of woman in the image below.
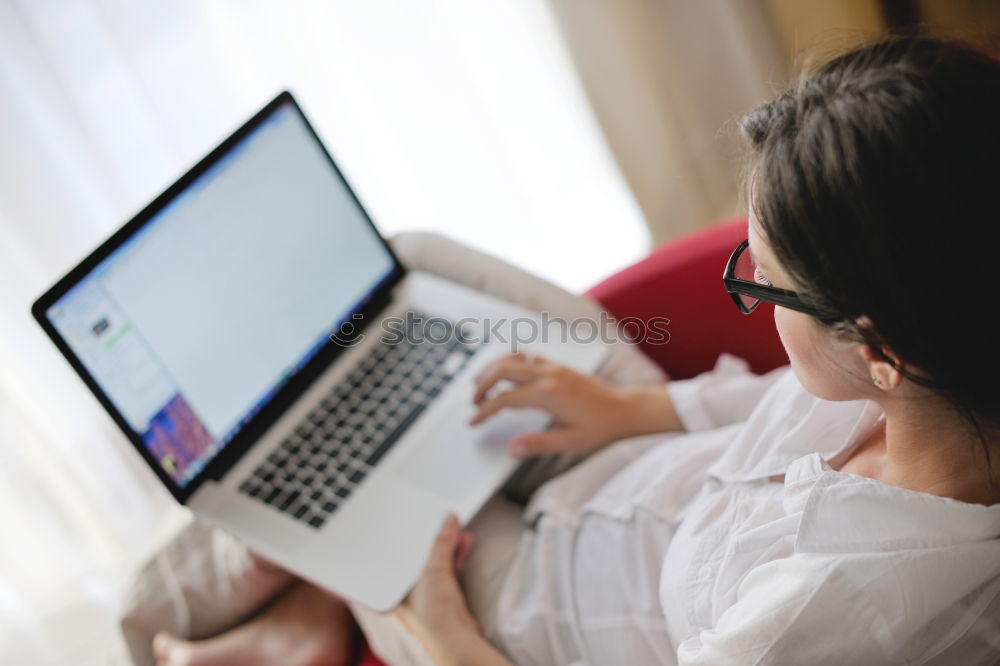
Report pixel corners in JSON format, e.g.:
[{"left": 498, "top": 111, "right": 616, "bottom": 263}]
[{"left": 153, "top": 36, "right": 1000, "bottom": 666}]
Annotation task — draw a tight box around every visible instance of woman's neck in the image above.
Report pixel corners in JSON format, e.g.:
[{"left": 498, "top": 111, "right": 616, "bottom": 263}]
[{"left": 876, "top": 400, "right": 1000, "bottom": 506}]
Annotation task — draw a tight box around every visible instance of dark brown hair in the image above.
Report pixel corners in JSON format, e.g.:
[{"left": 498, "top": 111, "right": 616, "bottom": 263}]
[{"left": 741, "top": 36, "right": 1000, "bottom": 478}]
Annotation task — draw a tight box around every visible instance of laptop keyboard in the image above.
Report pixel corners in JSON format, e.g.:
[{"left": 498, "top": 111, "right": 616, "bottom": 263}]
[{"left": 238, "top": 311, "right": 480, "bottom": 529}]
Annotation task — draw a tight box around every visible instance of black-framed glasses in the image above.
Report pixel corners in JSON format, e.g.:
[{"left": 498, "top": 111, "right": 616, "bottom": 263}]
[{"left": 723, "top": 239, "right": 841, "bottom": 322}]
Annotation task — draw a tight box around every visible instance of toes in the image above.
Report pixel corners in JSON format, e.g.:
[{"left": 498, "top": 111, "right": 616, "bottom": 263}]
[
  {"left": 152, "top": 632, "right": 170, "bottom": 660},
  {"left": 152, "top": 632, "right": 185, "bottom": 666}
]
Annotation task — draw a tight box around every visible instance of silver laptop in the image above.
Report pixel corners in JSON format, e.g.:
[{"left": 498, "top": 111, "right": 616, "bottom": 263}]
[{"left": 32, "top": 91, "right": 607, "bottom": 611}]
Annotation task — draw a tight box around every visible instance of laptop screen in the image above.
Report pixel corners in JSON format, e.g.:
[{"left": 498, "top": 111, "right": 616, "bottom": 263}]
[{"left": 41, "top": 97, "right": 397, "bottom": 490}]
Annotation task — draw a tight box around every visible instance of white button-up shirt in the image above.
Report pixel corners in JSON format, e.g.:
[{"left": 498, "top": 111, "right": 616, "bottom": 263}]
[{"left": 494, "top": 354, "right": 1000, "bottom": 665}]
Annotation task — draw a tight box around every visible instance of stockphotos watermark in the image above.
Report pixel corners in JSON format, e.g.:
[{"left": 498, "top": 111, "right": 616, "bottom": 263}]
[{"left": 330, "top": 311, "right": 670, "bottom": 351}]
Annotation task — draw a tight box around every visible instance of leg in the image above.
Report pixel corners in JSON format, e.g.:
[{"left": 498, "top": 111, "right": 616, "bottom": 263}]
[
  {"left": 145, "top": 500, "right": 526, "bottom": 666},
  {"left": 119, "top": 520, "right": 297, "bottom": 666},
  {"left": 152, "top": 581, "right": 358, "bottom": 666}
]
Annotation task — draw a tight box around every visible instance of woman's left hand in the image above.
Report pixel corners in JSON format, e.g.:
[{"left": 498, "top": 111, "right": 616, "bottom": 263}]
[{"left": 394, "top": 514, "right": 513, "bottom": 666}]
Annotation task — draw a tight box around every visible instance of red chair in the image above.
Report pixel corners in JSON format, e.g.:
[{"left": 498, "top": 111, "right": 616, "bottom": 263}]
[
  {"left": 586, "top": 216, "right": 787, "bottom": 380},
  {"left": 354, "top": 216, "right": 787, "bottom": 665}
]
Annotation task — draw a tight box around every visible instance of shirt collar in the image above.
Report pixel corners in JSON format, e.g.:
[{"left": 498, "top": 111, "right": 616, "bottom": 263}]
[{"left": 785, "top": 453, "right": 1000, "bottom": 553}]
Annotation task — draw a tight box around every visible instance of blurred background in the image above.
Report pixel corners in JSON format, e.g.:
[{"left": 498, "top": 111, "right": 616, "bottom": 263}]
[{"left": 2, "top": 1, "right": 998, "bottom": 663}]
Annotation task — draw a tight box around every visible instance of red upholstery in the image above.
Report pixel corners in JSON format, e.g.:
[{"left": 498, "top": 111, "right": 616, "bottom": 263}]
[
  {"left": 354, "top": 216, "right": 786, "bottom": 666},
  {"left": 356, "top": 643, "right": 385, "bottom": 666},
  {"left": 586, "top": 217, "right": 787, "bottom": 379}
]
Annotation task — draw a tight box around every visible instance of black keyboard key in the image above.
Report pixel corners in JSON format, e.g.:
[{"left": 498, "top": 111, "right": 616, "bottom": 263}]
[
  {"left": 279, "top": 491, "right": 301, "bottom": 510},
  {"left": 364, "top": 402, "right": 428, "bottom": 467}
]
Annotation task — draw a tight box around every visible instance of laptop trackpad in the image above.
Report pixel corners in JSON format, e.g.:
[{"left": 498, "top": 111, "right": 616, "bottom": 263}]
[{"left": 392, "top": 408, "right": 550, "bottom": 501}]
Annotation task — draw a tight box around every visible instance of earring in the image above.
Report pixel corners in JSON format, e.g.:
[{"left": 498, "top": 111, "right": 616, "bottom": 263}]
[{"left": 872, "top": 375, "right": 883, "bottom": 387}]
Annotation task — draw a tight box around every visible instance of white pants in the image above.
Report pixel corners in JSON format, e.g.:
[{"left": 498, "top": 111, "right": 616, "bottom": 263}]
[{"left": 116, "top": 232, "right": 665, "bottom": 666}]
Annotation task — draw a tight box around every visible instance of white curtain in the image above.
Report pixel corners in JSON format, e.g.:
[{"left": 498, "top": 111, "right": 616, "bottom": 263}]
[
  {"left": 548, "top": 0, "right": 788, "bottom": 243},
  {"left": 0, "top": 1, "right": 650, "bottom": 663}
]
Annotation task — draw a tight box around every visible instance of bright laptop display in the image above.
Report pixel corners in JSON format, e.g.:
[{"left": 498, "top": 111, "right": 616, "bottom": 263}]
[{"left": 41, "top": 98, "right": 396, "bottom": 490}]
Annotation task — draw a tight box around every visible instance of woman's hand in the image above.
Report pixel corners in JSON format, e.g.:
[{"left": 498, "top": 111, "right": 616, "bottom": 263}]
[
  {"left": 469, "top": 352, "right": 684, "bottom": 458},
  {"left": 394, "top": 514, "right": 513, "bottom": 666}
]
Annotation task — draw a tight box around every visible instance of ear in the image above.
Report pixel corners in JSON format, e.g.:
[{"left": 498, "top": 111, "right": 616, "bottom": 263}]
[{"left": 855, "top": 316, "right": 903, "bottom": 391}]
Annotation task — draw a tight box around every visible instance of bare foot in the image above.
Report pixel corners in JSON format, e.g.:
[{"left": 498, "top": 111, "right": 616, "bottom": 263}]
[{"left": 153, "top": 581, "right": 358, "bottom": 666}]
